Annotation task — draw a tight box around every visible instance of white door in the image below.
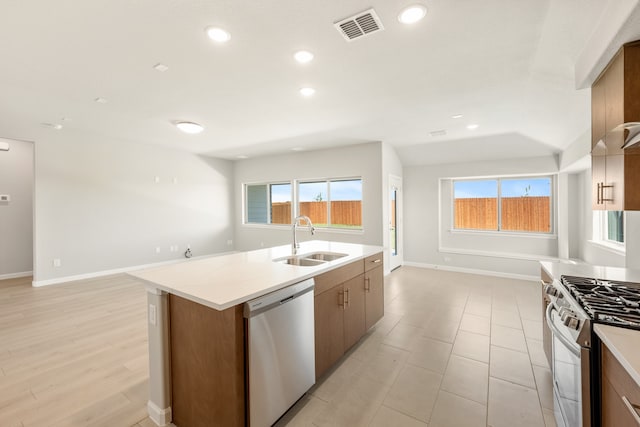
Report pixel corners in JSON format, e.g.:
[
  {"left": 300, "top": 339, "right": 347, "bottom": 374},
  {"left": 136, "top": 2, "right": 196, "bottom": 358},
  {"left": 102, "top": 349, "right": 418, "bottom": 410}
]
[{"left": 389, "top": 175, "right": 403, "bottom": 271}]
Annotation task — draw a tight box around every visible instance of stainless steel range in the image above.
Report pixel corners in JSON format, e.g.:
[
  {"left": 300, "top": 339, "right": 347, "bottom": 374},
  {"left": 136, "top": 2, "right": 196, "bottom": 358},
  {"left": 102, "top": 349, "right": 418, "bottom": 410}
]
[{"left": 544, "top": 275, "right": 640, "bottom": 427}]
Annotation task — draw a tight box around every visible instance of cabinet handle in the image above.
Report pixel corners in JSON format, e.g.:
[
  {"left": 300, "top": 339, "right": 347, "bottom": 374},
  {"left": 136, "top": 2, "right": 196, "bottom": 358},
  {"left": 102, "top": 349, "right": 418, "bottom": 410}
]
[
  {"left": 365, "top": 277, "right": 371, "bottom": 292},
  {"left": 601, "top": 183, "right": 614, "bottom": 203},
  {"left": 597, "top": 182, "right": 602, "bottom": 204},
  {"left": 344, "top": 288, "right": 350, "bottom": 307},
  {"left": 371, "top": 259, "right": 381, "bottom": 264},
  {"left": 339, "top": 291, "right": 345, "bottom": 309},
  {"left": 622, "top": 396, "right": 640, "bottom": 426}
]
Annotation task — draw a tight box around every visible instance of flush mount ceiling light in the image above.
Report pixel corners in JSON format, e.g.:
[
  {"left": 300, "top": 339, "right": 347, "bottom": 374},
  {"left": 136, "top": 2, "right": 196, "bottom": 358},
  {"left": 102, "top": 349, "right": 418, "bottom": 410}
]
[
  {"left": 299, "top": 87, "right": 315, "bottom": 97},
  {"left": 41, "top": 123, "right": 63, "bottom": 130},
  {"left": 398, "top": 5, "right": 427, "bottom": 24},
  {"left": 291, "top": 147, "right": 305, "bottom": 151},
  {"left": 294, "top": 50, "right": 314, "bottom": 64},
  {"left": 236, "top": 155, "right": 248, "bottom": 159},
  {"left": 451, "top": 114, "right": 463, "bottom": 119},
  {"left": 175, "top": 121, "right": 204, "bottom": 134},
  {"left": 206, "top": 27, "right": 231, "bottom": 43},
  {"left": 94, "top": 97, "right": 108, "bottom": 104},
  {"left": 466, "top": 124, "right": 479, "bottom": 130}
]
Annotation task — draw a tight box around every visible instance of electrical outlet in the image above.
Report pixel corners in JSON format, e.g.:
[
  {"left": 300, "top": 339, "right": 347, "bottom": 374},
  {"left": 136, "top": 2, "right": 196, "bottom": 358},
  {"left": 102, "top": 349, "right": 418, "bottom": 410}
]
[
  {"left": 172, "top": 177, "right": 178, "bottom": 184},
  {"left": 154, "top": 176, "right": 160, "bottom": 184},
  {"left": 149, "top": 304, "right": 157, "bottom": 326},
  {"left": 444, "top": 256, "right": 452, "bottom": 263},
  {"left": 53, "top": 258, "right": 61, "bottom": 267},
  {"left": 227, "top": 240, "right": 233, "bottom": 246},
  {"left": 155, "top": 247, "right": 161, "bottom": 254}
]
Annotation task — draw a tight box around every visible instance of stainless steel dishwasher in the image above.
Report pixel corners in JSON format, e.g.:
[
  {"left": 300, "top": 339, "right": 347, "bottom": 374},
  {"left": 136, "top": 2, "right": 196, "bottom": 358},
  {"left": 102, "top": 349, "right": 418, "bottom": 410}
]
[{"left": 244, "top": 278, "right": 316, "bottom": 427}]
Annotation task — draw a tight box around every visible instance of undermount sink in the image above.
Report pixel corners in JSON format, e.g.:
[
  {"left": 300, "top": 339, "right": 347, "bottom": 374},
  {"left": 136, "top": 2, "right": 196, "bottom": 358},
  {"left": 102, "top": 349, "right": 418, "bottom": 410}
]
[
  {"left": 273, "top": 252, "right": 348, "bottom": 267},
  {"left": 273, "top": 256, "right": 326, "bottom": 267},
  {"left": 301, "top": 252, "right": 348, "bottom": 262}
]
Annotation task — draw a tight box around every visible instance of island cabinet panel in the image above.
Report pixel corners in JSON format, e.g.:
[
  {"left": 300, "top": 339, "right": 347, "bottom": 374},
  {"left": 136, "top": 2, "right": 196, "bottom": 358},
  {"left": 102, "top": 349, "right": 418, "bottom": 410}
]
[
  {"left": 168, "top": 295, "right": 245, "bottom": 427},
  {"left": 601, "top": 343, "right": 640, "bottom": 427},
  {"left": 314, "top": 283, "right": 346, "bottom": 379},
  {"left": 343, "top": 274, "right": 366, "bottom": 350},
  {"left": 365, "top": 264, "right": 384, "bottom": 331},
  {"left": 540, "top": 268, "right": 553, "bottom": 370}
]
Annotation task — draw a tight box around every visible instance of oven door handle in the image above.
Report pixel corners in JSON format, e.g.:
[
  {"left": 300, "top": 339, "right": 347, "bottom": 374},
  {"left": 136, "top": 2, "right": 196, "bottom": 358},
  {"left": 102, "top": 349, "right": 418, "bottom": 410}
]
[{"left": 545, "top": 303, "right": 581, "bottom": 357}]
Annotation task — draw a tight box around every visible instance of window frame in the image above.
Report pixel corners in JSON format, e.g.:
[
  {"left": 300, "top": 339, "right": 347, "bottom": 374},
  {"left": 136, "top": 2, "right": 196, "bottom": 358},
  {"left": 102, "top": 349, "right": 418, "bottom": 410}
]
[
  {"left": 296, "top": 177, "right": 363, "bottom": 230},
  {"left": 594, "top": 210, "right": 625, "bottom": 249},
  {"left": 243, "top": 181, "right": 293, "bottom": 226},
  {"left": 451, "top": 174, "right": 555, "bottom": 235}
]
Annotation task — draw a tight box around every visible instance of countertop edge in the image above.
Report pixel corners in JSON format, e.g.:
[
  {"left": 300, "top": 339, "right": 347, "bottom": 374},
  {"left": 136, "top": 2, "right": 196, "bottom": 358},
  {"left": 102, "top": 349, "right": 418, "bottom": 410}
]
[
  {"left": 594, "top": 324, "right": 640, "bottom": 388},
  {"left": 131, "top": 242, "right": 383, "bottom": 311}
]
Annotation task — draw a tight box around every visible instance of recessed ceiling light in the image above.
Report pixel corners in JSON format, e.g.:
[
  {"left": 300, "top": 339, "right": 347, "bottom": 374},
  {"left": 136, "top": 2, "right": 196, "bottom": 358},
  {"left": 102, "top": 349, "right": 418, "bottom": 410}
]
[
  {"left": 398, "top": 5, "right": 427, "bottom": 24},
  {"left": 466, "top": 124, "right": 479, "bottom": 130},
  {"left": 429, "top": 130, "right": 447, "bottom": 137},
  {"left": 294, "top": 50, "right": 314, "bottom": 64},
  {"left": 451, "top": 114, "right": 463, "bottom": 119},
  {"left": 175, "top": 121, "right": 204, "bottom": 134},
  {"left": 236, "top": 155, "right": 248, "bottom": 159},
  {"left": 94, "top": 97, "right": 108, "bottom": 104},
  {"left": 291, "top": 147, "right": 305, "bottom": 151},
  {"left": 153, "top": 63, "right": 169, "bottom": 72},
  {"left": 299, "top": 87, "right": 315, "bottom": 97},
  {"left": 42, "top": 123, "right": 63, "bottom": 130},
  {"left": 206, "top": 27, "right": 231, "bottom": 43}
]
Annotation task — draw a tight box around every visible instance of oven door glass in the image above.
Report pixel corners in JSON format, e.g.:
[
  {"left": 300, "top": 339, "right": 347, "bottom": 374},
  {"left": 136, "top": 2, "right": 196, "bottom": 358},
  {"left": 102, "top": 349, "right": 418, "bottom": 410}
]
[{"left": 548, "top": 306, "right": 582, "bottom": 427}]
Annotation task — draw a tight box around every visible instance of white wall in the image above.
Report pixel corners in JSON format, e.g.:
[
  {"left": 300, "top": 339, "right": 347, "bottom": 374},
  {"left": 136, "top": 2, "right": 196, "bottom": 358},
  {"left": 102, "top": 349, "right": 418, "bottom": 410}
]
[
  {"left": 404, "top": 155, "right": 560, "bottom": 278},
  {"left": 0, "top": 138, "right": 33, "bottom": 277},
  {"left": 233, "top": 142, "right": 383, "bottom": 251},
  {"left": 33, "top": 132, "right": 234, "bottom": 284}
]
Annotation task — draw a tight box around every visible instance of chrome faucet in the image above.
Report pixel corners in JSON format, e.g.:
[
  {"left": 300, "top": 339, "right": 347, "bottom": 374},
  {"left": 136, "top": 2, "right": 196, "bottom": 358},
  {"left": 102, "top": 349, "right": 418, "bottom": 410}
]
[{"left": 292, "top": 215, "right": 315, "bottom": 254}]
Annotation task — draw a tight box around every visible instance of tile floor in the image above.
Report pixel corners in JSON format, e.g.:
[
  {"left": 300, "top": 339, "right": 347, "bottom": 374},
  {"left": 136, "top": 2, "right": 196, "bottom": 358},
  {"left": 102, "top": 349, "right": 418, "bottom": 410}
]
[{"left": 277, "top": 266, "right": 557, "bottom": 427}]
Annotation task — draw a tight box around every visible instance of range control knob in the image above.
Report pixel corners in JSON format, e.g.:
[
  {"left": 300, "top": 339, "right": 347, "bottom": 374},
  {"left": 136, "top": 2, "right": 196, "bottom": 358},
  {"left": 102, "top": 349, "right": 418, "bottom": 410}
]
[
  {"left": 563, "top": 315, "right": 580, "bottom": 330},
  {"left": 544, "top": 284, "right": 558, "bottom": 297}
]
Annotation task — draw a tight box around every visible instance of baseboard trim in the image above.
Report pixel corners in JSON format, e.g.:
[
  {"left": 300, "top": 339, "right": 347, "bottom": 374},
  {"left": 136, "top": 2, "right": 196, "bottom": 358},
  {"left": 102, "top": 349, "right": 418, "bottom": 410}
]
[
  {"left": 402, "top": 261, "right": 538, "bottom": 282},
  {"left": 147, "top": 400, "right": 174, "bottom": 426},
  {"left": 32, "top": 251, "right": 237, "bottom": 287},
  {"left": 0, "top": 271, "right": 33, "bottom": 280}
]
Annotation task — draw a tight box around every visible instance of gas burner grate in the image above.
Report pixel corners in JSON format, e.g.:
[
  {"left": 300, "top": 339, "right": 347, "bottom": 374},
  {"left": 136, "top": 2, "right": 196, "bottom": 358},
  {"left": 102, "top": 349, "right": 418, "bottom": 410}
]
[{"left": 561, "top": 275, "right": 640, "bottom": 329}]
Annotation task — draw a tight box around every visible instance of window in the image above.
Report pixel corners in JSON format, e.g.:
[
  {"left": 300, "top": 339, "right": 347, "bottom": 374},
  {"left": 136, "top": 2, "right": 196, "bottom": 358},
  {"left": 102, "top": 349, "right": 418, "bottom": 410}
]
[
  {"left": 245, "top": 183, "right": 292, "bottom": 224},
  {"left": 298, "top": 178, "right": 362, "bottom": 229},
  {"left": 453, "top": 176, "right": 552, "bottom": 233},
  {"left": 594, "top": 211, "right": 624, "bottom": 245}
]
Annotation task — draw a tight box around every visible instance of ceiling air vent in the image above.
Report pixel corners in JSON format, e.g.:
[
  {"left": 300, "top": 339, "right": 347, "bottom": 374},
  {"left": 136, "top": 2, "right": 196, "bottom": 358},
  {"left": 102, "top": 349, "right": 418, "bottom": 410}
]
[
  {"left": 334, "top": 8, "right": 384, "bottom": 42},
  {"left": 430, "top": 130, "right": 447, "bottom": 137}
]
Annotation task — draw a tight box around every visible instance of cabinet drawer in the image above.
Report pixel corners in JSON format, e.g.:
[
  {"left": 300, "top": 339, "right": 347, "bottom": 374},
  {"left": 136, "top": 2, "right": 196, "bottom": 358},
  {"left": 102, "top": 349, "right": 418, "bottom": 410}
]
[
  {"left": 364, "top": 253, "right": 383, "bottom": 272},
  {"left": 314, "top": 260, "right": 364, "bottom": 296},
  {"left": 601, "top": 344, "right": 640, "bottom": 426}
]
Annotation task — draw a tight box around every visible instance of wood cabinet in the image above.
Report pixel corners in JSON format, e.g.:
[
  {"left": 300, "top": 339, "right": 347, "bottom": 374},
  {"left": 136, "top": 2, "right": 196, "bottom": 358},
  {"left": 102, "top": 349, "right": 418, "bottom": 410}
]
[
  {"left": 601, "top": 343, "right": 640, "bottom": 427},
  {"left": 314, "top": 253, "right": 384, "bottom": 379},
  {"left": 168, "top": 295, "right": 245, "bottom": 427},
  {"left": 365, "top": 254, "right": 384, "bottom": 331},
  {"left": 591, "top": 40, "right": 640, "bottom": 210}
]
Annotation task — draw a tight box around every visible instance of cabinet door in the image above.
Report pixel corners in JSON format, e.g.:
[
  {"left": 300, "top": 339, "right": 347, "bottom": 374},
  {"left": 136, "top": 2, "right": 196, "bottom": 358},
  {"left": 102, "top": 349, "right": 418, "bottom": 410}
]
[
  {"left": 343, "top": 274, "right": 366, "bottom": 351},
  {"left": 592, "top": 74, "right": 606, "bottom": 148},
  {"left": 314, "top": 284, "right": 345, "bottom": 379},
  {"left": 592, "top": 155, "right": 606, "bottom": 210},
  {"left": 605, "top": 155, "right": 624, "bottom": 211},
  {"left": 365, "top": 266, "right": 384, "bottom": 331},
  {"left": 605, "top": 51, "right": 625, "bottom": 155},
  {"left": 624, "top": 154, "right": 640, "bottom": 210}
]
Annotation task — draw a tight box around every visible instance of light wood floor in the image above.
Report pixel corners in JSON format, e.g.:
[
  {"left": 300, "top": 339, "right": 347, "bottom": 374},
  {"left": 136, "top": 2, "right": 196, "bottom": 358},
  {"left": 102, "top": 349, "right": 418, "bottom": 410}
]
[
  {"left": 1, "top": 268, "right": 555, "bottom": 427},
  {"left": 0, "top": 274, "right": 151, "bottom": 427}
]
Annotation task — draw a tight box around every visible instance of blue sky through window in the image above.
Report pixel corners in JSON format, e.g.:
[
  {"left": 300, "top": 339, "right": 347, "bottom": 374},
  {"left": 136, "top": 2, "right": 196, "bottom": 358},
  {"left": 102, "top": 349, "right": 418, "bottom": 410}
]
[
  {"left": 454, "top": 178, "right": 551, "bottom": 198},
  {"left": 270, "top": 183, "right": 291, "bottom": 203}
]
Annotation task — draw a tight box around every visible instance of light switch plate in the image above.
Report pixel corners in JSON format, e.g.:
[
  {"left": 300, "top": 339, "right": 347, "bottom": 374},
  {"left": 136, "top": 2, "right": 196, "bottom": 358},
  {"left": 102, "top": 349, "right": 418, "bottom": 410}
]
[
  {"left": 0, "top": 194, "right": 10, "bottom": 202},
  {"left": 149, "top": 304, "right": 157, "bottom": 325}
]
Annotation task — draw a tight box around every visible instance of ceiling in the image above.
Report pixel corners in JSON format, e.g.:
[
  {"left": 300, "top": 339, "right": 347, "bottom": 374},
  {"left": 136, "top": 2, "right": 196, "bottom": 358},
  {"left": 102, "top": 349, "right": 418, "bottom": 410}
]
[{"left": 0, "top": 0, "right": 637, "bottom": 162}]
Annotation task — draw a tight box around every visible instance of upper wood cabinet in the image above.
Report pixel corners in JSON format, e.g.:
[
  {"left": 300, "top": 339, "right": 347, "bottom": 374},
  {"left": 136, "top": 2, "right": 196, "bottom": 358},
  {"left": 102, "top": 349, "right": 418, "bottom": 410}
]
[{"left": 591, "top": 40, "right": 640, "bottom": 210}]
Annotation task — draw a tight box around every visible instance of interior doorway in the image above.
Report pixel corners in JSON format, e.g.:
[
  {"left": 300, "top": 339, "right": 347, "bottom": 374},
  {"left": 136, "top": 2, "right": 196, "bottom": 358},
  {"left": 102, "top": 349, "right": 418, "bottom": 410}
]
[{"left": 389, "top": 175, "right": 402, "bottom": 271}]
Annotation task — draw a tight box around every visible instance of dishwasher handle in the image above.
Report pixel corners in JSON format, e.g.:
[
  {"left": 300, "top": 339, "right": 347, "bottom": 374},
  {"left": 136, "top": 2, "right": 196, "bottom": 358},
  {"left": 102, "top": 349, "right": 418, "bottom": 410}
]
[{"left": 244, "top": 278, "right": 315, "bottom": 318}]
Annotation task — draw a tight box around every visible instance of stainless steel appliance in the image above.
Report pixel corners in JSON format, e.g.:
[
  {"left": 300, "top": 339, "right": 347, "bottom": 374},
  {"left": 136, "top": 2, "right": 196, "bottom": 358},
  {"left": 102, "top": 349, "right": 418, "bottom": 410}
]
[
  {"left": 244, "top": 278, "right": 316, "bottom": 427},
  {"left": 544, "top": 275, "right": 640, "bottom": 427}
]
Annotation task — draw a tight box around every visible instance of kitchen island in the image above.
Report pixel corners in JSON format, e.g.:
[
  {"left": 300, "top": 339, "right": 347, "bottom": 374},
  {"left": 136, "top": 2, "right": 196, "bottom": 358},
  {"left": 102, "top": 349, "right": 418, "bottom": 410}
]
[{"left": 130, "top": 240, "right": 384, "bottom": 427}]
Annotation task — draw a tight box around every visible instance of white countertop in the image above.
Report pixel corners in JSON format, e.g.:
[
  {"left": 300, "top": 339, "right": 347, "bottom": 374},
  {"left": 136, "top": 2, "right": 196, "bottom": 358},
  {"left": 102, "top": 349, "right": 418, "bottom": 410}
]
[
  {"left": 595, "top": 324, "right": 640, "bottom": 387},
  {"left": 129, "top": 240, "right": 382, "bottom": 311},
  {"left": 540, "top": 260, "right": 640, "bottom": 283}
]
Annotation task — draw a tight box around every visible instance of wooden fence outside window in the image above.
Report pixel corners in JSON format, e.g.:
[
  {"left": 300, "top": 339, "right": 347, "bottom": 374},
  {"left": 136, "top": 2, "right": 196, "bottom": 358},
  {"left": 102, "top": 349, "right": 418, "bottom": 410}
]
[
  {"left": 454, "top": 196, "right": 550, "bottom": 232},
  {"left": 271, "top": 201, "right": 362, "bottom": 226}
]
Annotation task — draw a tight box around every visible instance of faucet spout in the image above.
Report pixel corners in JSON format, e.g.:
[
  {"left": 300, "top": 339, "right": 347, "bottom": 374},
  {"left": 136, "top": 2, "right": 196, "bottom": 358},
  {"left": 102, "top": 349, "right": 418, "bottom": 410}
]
[{"left": 292, "top": 215, "right": 315, "bottom": 254}]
